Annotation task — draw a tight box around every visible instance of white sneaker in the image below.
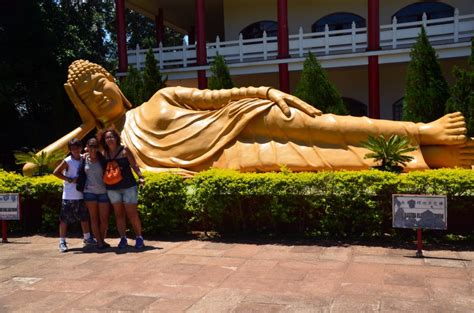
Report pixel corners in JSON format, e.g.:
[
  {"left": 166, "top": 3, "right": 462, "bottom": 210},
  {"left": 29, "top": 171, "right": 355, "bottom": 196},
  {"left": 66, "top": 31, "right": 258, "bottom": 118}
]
[{"left": 59, "top": 242, "right": 68, "bottom": 253}]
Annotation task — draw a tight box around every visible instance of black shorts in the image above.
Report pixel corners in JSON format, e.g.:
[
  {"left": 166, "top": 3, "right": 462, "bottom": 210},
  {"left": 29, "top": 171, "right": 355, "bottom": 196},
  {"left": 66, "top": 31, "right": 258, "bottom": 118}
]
[{"left": 60, "top": 199, "right": 89, "bottom": 224}]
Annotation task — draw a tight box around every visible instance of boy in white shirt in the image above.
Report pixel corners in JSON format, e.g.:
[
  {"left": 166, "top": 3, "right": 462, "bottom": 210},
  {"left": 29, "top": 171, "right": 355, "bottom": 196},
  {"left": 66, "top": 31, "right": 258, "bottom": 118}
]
[{"left": 53, "top": 138, "right": 96, "bottom": 252}]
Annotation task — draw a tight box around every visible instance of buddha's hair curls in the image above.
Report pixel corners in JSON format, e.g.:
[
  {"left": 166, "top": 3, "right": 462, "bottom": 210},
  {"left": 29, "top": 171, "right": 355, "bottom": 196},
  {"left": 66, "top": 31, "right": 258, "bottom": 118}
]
[{"left": 67, "top": 59, "right": 114, "bottom": 88}]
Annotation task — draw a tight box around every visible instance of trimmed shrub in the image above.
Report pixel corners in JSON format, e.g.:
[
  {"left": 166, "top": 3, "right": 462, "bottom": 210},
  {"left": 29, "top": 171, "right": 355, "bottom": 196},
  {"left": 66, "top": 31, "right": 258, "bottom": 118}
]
[
  {"left": 208, "top": 54, "right": 234, "bottom": 90},
  {"left": 119, "top": 66, "right": 144, "bottom": 107},
  {"left": 294, "top": 51, "right": 348, "bottom": 114},
  {"left": 0, "top": 170, "right": 62, "bottom": 233},
  {"left": 118, "top": 48, "right": 167, "bottom": 107},
  {"left": 445, "top": 39, "right": 474, "bottom": 137},
  {"left": 402, "top": 27, "right": 450, "bottom": 122},
  {"left": 0, "top": 168, "right": 472, "bottom": 237},
  {"left": 138, "top": 172, "right": 188, "bottom": 234},
  {"left": 142, "top": 48, "right": 167, "bottom": 100}
]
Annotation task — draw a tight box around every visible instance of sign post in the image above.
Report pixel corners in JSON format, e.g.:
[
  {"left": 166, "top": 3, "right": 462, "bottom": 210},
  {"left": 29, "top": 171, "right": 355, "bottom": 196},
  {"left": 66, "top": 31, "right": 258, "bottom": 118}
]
[
  {"left": 392, "top": 194, "right": 447, "bottom": 258},
  {"left": 0, "top": 193, "right": 21, "bottom": 243}
]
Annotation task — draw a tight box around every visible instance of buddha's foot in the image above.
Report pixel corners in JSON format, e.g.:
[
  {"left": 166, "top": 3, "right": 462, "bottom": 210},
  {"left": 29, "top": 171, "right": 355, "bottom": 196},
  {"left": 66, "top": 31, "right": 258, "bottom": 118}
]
[
  {"left": 421, "top": 138, "right": 474, "bottom": 168},
  {"left": 419, "top": 112, "right": 467, "bottom": 146},
  {"left": 458, "top": 138, "right": 474, "bottom": 168}
]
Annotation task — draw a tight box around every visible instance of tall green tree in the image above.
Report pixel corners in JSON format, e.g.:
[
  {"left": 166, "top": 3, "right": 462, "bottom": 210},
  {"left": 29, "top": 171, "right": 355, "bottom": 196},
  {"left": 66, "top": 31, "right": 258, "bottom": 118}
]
[
  {"left": 208, "top": 54, "right": 234, "bottom": 90},
  {"left": 294, "top": 52, "right": 348, "bottom": 114},
  {"left": 402, "top": 27, "right": 450, "bottom": 123},
  {"left": 0, "top": 0, "right": 115, "bottom": 171},
  {"left": 107, "top": 9, "right": 183, "bottom": 50},
  {"left": 445, "top": 39, "right": 474, "bottom": 137},
  {"left": 118, "top": 66, "right": 144, "bottom": 107},
  {"left": 142, "top": 48, "right": 167, "bottom": 100}
]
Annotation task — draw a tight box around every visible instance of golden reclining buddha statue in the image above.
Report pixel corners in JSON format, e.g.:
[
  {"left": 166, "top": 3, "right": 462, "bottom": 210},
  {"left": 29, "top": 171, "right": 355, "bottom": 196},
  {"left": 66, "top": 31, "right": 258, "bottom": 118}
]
[{"left": 23, "top": 60, "right": 474, "bottom": 176}]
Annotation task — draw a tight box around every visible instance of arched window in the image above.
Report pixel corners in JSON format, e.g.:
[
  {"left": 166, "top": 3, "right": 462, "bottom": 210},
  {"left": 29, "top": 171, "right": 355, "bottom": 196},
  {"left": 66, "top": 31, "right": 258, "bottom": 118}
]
[
  {"left": 392, "top": 2, "right": 454, "bottom": 23},
  {"left": 240, "top": 21, "right": 278, "bottom": 39},
  {"left": 392, "top": 98, "right": 404, "bottom": 121},
  {"left": 312, "top": 13, "right": 366, "bottom": 33},
  {"left": 342, "top": 97, "right": 367, "bottom": 117}
]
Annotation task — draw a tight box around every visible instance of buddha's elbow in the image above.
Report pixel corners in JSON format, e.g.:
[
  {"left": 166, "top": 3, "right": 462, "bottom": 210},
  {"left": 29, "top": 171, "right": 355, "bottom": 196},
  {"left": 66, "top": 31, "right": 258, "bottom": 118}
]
[{"left": 22, "top": 163, "right": 36, "bottom": 177}]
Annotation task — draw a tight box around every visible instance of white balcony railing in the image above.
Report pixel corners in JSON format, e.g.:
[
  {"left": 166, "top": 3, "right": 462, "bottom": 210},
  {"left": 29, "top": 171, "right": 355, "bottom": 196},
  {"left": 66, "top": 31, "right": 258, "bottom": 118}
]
[{"left": 127, "top": 9, "right": 474, "bottom": 71}]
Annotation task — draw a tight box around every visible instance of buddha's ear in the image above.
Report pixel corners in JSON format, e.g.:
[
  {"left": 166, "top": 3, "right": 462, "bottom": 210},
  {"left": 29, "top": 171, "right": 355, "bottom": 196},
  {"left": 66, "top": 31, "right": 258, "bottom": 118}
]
[{"left": 118, "top": 88, "right": 133, "bottom": 109}]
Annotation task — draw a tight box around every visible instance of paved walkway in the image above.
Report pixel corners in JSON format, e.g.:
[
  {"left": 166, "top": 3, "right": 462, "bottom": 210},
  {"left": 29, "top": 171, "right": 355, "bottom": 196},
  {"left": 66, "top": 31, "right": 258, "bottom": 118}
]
[{"left": 0, "top": 236, "right": 472, "bottom": 312}]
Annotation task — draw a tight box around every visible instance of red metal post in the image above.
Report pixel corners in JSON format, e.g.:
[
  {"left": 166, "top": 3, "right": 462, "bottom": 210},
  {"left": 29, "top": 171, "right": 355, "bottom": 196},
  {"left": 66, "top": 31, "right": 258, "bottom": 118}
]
[
  {"left": 277, "top": 0, "right": 290, "bottom": 93},
  {"left": 1, "top": 220, "right": 7, "bottom": 243},
  {"left": 367, "top": 0, "right": 380, "bottom": 119},
  {"left": 155, "top": 8, "right": 165, "bottom": 46},
  {"left": 116, "top": 0, "right": 128, "bottom": 74},
  {"left": 416, "top": 227, "right": 423, "bottom": 257},
  {"left": 195, "top": 0, "right": 207, "bottom": 89}
]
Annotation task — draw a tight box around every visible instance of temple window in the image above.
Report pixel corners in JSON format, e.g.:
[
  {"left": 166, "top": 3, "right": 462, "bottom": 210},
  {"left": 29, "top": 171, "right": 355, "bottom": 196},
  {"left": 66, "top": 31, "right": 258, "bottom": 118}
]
[
  {"left": 342, "top": 97, "right": 367, "bottom": 117},
  {"left": 312, "top": 13, "right": 366, "bottom": 33},
  {"left": 392, "top": 98, "right": 404, "bottom": 121},
  {"left": 392, "top": 2, "right": 454, "bottom": 23},
  {"left": 240, "top": 21, "right": 278, "bottom": 39}
]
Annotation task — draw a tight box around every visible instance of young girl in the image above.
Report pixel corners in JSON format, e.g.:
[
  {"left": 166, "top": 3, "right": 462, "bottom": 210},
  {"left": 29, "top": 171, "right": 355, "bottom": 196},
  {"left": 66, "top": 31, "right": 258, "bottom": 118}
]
[{"left": 82, "top": 138, "right": 110, "bottom": 250}]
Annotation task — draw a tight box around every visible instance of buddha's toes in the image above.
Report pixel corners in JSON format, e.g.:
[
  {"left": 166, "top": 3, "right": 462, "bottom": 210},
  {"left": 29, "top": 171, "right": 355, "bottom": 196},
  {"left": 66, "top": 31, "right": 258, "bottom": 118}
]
[{"left": 419, "top": 112, "right": 467, "bottom": 145}]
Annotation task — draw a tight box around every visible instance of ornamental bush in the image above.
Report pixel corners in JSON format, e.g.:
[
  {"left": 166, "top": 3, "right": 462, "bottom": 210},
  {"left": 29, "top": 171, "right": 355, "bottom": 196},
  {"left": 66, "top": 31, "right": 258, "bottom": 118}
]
[
  {"left": 138, "top": 172, "right": 188, "bottom": 234},
  {"left": 142, "top": 48, "right": 167, "bottom": 100},
  {"left": 0, "top": 168, "right": 472, "bottom": 237},
  {"left": 119, "top": 48, "right": 167, "bottom": 107},
  {"left": 445, "top": 39, "right": 474, "bottom": 137},
  {"left": 208, "top": 54, "right": 234, "bottom": 90},
  {"left": 294, "top": 51, "right": 348, "bottom": 114},
  {"left": 402, "top": 27, "right": 450, "bottom": 122}
]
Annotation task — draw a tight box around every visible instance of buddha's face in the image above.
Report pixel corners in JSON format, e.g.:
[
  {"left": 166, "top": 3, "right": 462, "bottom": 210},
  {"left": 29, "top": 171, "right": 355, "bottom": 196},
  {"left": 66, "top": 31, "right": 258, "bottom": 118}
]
[{"left": 78, "top": 73, "right": 126, "bottom": 124}]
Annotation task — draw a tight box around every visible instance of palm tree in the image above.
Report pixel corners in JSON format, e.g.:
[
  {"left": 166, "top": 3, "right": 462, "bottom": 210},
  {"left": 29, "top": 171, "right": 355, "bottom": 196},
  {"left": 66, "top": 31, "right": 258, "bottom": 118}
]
[
  {"left": 361, "top": 135, "right": 417, "bottom": 172},
  {"left": 14, "top": 150, "right": 66, "bottom": 176}
]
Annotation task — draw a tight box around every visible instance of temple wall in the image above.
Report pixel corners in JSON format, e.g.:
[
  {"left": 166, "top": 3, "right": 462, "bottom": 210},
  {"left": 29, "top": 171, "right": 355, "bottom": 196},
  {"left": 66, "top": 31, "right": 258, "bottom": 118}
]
[{"left": 222, "top": 0, "right": 473, "bottom": 40}]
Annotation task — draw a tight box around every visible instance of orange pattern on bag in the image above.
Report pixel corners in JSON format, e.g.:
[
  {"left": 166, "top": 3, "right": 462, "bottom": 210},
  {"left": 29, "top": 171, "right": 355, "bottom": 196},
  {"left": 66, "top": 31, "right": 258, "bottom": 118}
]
[{"left": 103, "top": 160, "right": 122, "bottom": 185}]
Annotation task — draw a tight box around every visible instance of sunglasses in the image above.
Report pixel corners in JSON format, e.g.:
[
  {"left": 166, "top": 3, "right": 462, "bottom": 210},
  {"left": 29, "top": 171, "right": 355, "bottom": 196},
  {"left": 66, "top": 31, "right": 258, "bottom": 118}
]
[{"left": 88, "top": 145, "right": 98, "bottom": 148}]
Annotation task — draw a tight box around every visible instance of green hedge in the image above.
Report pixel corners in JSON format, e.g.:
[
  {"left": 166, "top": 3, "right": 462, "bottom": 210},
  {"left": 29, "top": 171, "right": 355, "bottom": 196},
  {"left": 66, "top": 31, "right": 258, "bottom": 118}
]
[{"left": 0, "top": 168, "right": 472, "bottom": 237}]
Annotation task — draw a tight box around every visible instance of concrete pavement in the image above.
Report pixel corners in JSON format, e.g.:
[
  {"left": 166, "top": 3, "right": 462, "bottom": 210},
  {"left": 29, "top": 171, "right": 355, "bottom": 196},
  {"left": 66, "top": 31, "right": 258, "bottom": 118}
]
[{"left": 0, "top": 235, "right": 473, "bottom": 312}]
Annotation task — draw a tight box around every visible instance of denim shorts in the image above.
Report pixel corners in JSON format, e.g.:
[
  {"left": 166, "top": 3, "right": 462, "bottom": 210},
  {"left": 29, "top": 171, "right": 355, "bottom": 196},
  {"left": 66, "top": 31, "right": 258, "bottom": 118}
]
[
  {"left": 107, "top": 186, "right": 138, "bottom": 204},
  {"left": 83, "top": 192, "right": 109, "bottom": 203}
]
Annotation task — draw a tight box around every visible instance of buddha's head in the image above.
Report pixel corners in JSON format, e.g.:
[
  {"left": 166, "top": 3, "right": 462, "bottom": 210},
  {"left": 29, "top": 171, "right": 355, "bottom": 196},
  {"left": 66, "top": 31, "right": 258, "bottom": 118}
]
[{"left": 66, "top": 60, "right": 132, "bottom": 127}]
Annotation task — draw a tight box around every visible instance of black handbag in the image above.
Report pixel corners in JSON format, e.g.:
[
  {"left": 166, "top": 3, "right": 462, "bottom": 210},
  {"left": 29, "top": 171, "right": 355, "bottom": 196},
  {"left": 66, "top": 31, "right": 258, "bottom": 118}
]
[{"left": 76, "top": 157, "right": 87, "bottom": 192}]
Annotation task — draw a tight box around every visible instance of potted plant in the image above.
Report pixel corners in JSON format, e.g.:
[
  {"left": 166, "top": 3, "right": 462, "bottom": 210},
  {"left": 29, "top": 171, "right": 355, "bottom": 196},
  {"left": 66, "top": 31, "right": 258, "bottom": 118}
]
[{"left": 361, "top": 134, "right": 417, "bottom": 173}]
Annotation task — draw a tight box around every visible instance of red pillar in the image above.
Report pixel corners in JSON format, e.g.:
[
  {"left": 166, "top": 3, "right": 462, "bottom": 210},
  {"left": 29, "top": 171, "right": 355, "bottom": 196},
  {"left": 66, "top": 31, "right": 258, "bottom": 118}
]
[
  {"left": 116, "top": 0, "right": 127, "bottom": 74},
  {"left": 188, "top": 26, "right": 195, "bottom": 45},
  {"left": 367, "top": 0, "right": 380, "bottom": 118},
  {"left": 277, "top": 0, "right": 290, "bottom": 93},
  {"left": 155, "top": 8, "right": 164, "bottom": 46},
  {"left": 195, "top": 0, "right": 207, "bottom": 89}
]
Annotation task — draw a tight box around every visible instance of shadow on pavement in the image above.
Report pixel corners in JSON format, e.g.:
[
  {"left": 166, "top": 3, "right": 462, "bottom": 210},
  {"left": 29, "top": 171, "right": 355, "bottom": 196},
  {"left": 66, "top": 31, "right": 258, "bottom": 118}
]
[{"left": 68, "top": 245, "right": 162, "bottom": 254}]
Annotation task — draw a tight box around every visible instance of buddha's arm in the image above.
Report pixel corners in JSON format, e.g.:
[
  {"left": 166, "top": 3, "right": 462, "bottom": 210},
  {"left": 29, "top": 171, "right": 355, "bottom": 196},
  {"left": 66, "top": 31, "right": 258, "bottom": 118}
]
[
  {"left": 22, "top": 123, "right": 94, "bottom": 176},
  {"left": 158, "top": 86, "right": 271, "bottom": 110},
  {"left": 158, "top": 86, "right": 321, "bottom": 117}
]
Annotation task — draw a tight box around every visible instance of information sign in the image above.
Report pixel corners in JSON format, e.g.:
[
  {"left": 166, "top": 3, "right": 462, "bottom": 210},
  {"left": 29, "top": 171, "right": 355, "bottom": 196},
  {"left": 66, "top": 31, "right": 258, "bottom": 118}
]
[
  {"left": 392, "top": 194, "right": 447, "bottom": 230},
  {"left": 0, "top": 193, "right": 20, "bottom": 220}
]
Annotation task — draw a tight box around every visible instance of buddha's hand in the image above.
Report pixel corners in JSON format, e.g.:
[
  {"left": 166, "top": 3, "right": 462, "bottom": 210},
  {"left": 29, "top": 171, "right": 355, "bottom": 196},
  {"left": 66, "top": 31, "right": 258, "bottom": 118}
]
[
  {"left": 74, "top": 101, "right": 97, "bottom": 127},
  {"left": 64, "top": 84, "right": 97, "bottom": 128},
  {"left": 267, "top": 89, "right": 322, "bottom": 117}
]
